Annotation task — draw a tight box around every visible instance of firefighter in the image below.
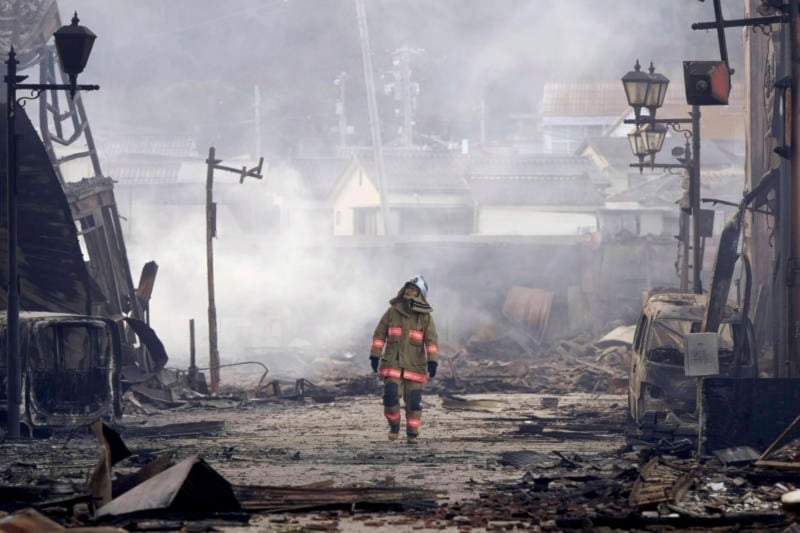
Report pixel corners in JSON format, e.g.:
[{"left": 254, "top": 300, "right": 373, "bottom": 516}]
[{"left": 369, "top": 275, "right": 439, "bottom": 443}]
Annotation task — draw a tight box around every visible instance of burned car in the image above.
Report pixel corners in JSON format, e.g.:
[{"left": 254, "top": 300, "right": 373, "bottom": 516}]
[
  {"left": 628, "top": 292, "right": 757, "bottom": 427},
  {"left": 0, "top": 311, "right": 121, "bottom": 434}
]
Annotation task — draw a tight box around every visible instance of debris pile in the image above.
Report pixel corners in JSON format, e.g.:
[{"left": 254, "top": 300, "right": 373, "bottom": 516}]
[{"left": 419, "top": 322, "right": 633, "bottom": 396}]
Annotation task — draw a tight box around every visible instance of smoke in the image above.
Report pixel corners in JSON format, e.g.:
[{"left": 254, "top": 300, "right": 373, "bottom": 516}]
[
  {"left": 120, "top": 159, "right": 396, "bottom": 374},
  {"left": 47, "top": 0, "right": 746, "bottom": 376},
  {"left": 57, "top": 0, "right": 744, "bottom": 152}
]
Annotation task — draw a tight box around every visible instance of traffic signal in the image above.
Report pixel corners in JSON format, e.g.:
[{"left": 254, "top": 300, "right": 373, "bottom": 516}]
[{"left": 683, "top": 60, "right": 730, "bottom": 106}]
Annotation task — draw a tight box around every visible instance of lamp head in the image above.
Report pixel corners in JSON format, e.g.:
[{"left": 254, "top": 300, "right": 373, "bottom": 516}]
[
  {"left": 622, "top": 59, "right": 650, "bottom": 125},
  {"left": 644, "top": 62, "right": 670, "bottom": 121},
  {"left": 53, "top": 12, "right": 96, "bottom": 79}
]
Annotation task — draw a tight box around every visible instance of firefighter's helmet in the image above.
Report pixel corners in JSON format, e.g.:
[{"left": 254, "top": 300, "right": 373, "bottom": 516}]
[{"left": 405, "top": 275, "right": 428, "bottom": 298}]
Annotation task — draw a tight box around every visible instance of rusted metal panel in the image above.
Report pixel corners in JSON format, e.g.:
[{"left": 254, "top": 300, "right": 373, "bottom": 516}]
[
  {"left": 501, "top": 286, "right": 553, "bottom": 341},
  {"left": 95, "top": 456, "right": 240, "bottom": 518}
]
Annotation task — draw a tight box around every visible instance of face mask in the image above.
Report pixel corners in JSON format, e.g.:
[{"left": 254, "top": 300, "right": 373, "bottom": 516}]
[{"left": 403, "top": 286, "right": 420, "bottom": 299}]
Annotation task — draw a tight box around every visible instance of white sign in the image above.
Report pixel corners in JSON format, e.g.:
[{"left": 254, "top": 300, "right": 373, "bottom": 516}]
[{"left": 684, "top": 332, "right": 719, "bottom": 377}]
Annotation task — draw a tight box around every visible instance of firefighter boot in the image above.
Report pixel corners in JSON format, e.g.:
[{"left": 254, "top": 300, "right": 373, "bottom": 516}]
[{"left": 388, "top": 425, "right": 400, "bottom": 441}]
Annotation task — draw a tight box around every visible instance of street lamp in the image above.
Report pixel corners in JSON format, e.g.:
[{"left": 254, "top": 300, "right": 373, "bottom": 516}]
[
  {"left": 622, "top": 63, "right": 703, "bottom": 295},
  {"left": 639, "top": 122, "right": 668, "bottom": 159},
  {"left": 4, "top": 12, "right": 99, "bottom": 440},
  {"left": 621, "top": 60, "right": 670, "bottom": 125},
  {"left": 621, "top": 60, "right": 651, "bottom": 125},
  {"left": 643, "top": 62, "right": 670, "bottom": 122},
  {"left": 627, "top": 128, "right": 648, "bottom": 166}
]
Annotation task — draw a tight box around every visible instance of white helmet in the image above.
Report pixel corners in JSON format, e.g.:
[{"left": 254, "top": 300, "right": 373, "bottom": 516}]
[{"left": 405, "top": 275, "right": 428, "bottom": 298}]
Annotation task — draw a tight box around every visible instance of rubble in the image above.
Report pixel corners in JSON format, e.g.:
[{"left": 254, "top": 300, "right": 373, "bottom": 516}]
[{"left": 3, "top": 321, "right": 800, "bottom": 531}]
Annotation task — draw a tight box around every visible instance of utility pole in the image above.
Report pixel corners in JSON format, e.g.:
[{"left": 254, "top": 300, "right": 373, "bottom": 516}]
[
  {"left": 388, "top": 46, "right": 422, "bottom": 146},
  {"left": 334, "top": 72, "right": 349, "bottom": 148},
  {"left": 205, "top": 147, "right": 263, "bottom": 393},
  {"left": 355, "top": 0, "right": 391, "bottom": 236}
]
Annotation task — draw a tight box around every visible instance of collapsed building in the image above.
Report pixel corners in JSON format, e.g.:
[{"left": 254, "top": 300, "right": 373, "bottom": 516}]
[{"left": 0, "top": 1, "right": 174, "bottom": 434}]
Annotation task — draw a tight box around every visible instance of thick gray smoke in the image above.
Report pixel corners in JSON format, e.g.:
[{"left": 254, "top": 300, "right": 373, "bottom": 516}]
[{"left": 50, "top": 0, "right": 745, "bottom": 376}]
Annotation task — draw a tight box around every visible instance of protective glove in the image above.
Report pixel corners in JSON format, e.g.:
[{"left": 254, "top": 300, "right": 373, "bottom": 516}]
[
  {"left": 370, "top": 356, "right": 379, "bottom": 373},
  {"left": 427, "top": 361, "right": 438, "bottom": 378}
]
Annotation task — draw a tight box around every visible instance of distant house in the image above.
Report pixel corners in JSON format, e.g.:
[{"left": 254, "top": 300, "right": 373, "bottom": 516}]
[
  {"left": 466, "top": 154, "right": 607, "bottom": 236},
  {"left": 591, "top": 136, "right": 744, "bottom": 240},
  {"left": 331, "top": 150, "right": 473, "bottom": 236},
  {"left": 540, "top": 81, "right": 746, "bottom": 156},
  {"left": 580, "top": 136, "right": 645, "bottom": 194},
  {"left": 540, "top": 82, "right": 626, "bottom": 155},
  {"left": 266, "top": 157, "right": 351, "bottom": 237},
  {"left": 329, "top": 150, "right": 608, "bottom": 238}
]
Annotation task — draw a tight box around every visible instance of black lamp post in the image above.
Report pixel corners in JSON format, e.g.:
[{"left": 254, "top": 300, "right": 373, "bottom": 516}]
[
  {"left": 4, "top": 12, "right": 99, "bottom": 439},
  {"left": 621, "top": 62, "right": 702, "bottom": 295}
]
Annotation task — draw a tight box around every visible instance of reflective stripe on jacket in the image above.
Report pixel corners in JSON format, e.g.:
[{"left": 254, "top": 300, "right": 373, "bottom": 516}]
[{"left": 370, "top": 299, "right": 439, "bottom": 375}]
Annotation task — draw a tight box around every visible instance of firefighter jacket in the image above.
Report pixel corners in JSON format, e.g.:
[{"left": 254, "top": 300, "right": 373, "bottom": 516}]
[{"left": 370, "top": 288, "right": 439, "bottom": 382}]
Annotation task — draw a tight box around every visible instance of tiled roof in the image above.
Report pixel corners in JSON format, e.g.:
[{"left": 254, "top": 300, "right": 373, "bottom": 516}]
[
  {"left": 466, "top": 154, "right": 606, "bottom": 205},
  {"left": 356, "top": 150, "right": 470, "bottom": 192},
  {"left": 542, "top": 81, "right": 745, "bottom": 120},
  {"left": 542, "top": 82, "right": 627, "bottom": 117},
  {"left": 468, "top": 175, "right": 605, "bottom": 206}
]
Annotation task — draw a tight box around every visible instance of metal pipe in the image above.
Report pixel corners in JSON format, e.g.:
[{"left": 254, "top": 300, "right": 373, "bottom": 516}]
[
  {"left": 712, "top": 0, "right": 730, "bottom": 66},
  {"left": 189, "top": 318, "right": 196, "bottom": 370},
  {"left": 5, "top": 48, "right": 20, "bottom": 440}
]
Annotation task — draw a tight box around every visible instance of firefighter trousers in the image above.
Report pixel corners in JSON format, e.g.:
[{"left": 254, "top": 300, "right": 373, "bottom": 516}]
[{"left": 382, "top": 377, "right": 424, "bottom": 437}]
